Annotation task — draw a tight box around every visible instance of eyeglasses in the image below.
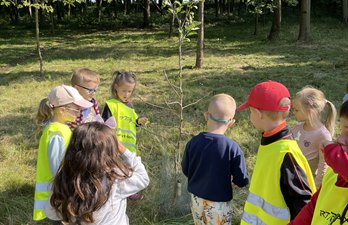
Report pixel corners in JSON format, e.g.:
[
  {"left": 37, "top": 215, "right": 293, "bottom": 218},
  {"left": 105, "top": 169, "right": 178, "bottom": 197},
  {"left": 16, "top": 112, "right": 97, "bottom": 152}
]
[{"left": 76, "top": 84, "right": 97, "bottom": 94}]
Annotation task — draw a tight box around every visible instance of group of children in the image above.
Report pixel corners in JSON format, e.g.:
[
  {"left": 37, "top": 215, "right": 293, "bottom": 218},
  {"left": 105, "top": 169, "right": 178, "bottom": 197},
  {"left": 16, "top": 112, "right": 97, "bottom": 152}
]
[
  {"left": 33, "top": 70, "right": 348, "bottom": 225},
  {"left": 182, "top": 80, "right": 348, "bottom": 225},
  {"left": 33, "top": 69, "right": 149, "bottom": 224}
]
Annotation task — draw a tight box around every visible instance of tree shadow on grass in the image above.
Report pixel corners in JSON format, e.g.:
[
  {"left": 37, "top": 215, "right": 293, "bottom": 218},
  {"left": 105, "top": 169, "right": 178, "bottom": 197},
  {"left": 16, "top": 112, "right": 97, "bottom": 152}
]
[
  {"left": 0, "top": 112, "right": 37, "bottom": 149},
  {"left": 0, "top": 183, "right": 36, "bottom": 225}
]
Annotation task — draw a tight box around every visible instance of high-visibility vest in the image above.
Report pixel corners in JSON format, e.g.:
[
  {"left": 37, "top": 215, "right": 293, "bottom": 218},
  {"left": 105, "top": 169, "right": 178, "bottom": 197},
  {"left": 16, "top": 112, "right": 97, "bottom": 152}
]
[
  {"left": 105, "top": 99, "right": 138, "bottom": 153},
  {"left": 241, "top": 140, "right": 316, "bottom": 225},
  {"left": 311, "top": 167, "right": 348, "bottom": 225},
  {"left": 33, "top": 122, "right": 72, "bottom": 221}
]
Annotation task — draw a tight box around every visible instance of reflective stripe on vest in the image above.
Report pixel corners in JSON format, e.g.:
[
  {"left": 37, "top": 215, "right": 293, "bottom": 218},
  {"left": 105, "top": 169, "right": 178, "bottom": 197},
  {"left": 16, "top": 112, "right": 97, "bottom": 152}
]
[
  {"left": 33, "top": 122, "right": 72, "bottom": 221},
  {"left": 241, "top": 140, "right": 316, "bottom": 225},
  {"left": 246, "top": 192, "right": 290, "bottom": 221},
  {"left": 242, "top": 211, "right": 267, "bottom": 225},
  {"left": 311, "top": 167, "right": 348, "bottom": 225},
  {"left": 106, "top": 99, "right": 138, "bottom": 153}
]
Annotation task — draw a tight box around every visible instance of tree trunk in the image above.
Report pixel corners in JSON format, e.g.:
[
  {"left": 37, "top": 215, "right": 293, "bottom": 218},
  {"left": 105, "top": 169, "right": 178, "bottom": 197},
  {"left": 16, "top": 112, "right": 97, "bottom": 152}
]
[
  {"left": 196, "top": 0, "right": 204, "bottom": 68},
  {"left": 97, "top": 0, "right": 103, "bottom": 22},
  {"left": 68, "top": 4, "right": 71, "bottom": 17},
  {"left": 268, "top": 0, "right": 281, "bottom": 41},
  {"left": 343, "top": 0, "right": 348, "bottom": 24},
  {"left": 169, "top": 11, "right": 175, "bottom": 37},
  {"left": 35, "top": 1, "right": 44, "bottom": 76},
  {"left": 215, "top": 0, "right": 220, "bottom": 18},
  {"left": 298, "top": 0, "right": 312, "bottom": 42},
  {"left": 143, "top": 0, "right": 151, "bottom": 27},
  {"left": 112, "top": 0, "right": 117, "bottom": 19},
  {"left": 29, "top": 5, "right": 33, "bottom": 17},
  {"left": 254, "top": 13, "right": 259, "bottom": 35}
]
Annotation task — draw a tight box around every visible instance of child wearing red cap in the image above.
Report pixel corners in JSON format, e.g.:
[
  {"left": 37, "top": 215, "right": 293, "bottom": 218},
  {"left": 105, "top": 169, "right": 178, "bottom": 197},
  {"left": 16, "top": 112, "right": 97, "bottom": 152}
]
[
  {"left": 288, "top": 100, "right": 348, "bottom": 225},
  {"left": 238, "top": 80, "right": 316, "bottom": 225}
]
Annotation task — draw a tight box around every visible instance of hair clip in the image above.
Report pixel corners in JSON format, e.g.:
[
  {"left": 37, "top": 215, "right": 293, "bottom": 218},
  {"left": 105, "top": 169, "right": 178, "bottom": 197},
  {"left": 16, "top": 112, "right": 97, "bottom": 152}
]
[
  {"left": 46, "top": 100, "right": 54, "bottom": 109},
  {"left": 92, "top": 115, "right": 117, "bottom": 129}
]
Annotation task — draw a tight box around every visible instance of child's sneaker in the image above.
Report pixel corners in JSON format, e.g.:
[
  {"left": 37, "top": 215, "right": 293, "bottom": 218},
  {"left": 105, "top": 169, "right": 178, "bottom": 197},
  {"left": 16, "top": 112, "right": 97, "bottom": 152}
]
[{"left": 128, "top": 192, "right": 143, "bottom": 200}]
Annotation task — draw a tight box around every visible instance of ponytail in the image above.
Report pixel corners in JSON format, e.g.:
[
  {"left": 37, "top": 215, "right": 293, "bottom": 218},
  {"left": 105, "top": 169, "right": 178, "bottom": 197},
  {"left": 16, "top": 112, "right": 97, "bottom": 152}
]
[
  {"left": 324, "top": 100, "right": 337, "bottom": 136},
  {"left": 36, "top": 98, "right": 54, "bottom": 135}
]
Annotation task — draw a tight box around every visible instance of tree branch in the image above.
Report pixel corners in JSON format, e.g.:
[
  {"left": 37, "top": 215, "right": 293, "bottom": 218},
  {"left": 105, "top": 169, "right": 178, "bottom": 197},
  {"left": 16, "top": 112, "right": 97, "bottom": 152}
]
[{"left": 183, "top": 91, "right": 212, "bottom": 109}]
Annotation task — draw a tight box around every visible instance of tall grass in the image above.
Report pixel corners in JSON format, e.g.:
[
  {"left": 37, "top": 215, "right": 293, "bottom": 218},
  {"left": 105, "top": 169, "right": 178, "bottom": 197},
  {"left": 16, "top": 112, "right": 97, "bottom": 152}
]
[{"left": 0, "top": 13, "right": 347, "bottom": 225}]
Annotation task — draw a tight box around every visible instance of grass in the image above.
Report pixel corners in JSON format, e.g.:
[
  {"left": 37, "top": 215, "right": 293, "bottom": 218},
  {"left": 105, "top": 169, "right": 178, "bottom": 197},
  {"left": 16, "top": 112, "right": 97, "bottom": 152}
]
[{"left": 0, "top": 12, "right": 347, "bottom": 225}]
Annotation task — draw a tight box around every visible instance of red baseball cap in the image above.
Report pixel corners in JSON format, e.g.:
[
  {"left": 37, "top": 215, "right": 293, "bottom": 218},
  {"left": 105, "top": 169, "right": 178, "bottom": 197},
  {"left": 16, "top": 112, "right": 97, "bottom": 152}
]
[{"left": 237, "top": 80, "right": 290, "bottom": 111}]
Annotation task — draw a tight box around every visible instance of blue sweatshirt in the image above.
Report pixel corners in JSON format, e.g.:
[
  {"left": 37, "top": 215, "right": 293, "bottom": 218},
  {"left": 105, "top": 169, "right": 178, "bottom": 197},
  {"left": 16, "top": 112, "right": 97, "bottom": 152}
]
[{"left": 181, "top": 132, "right": 249, "bottom": 202}]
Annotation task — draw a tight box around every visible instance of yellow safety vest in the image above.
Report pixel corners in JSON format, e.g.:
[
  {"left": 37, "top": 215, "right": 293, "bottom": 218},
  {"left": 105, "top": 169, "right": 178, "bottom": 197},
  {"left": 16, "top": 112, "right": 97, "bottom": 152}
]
[
  {"left": 311, "top": 167, "right": 348, "bottom": 225},
  {"left": 105, "top": 99, "right": 138, "bottom": 153},
  {"left": 241, "top": 140, "right": 316, "bottom": 225},
  {"left": 33, "top": 122, "right": 72, "bottom": 221}
]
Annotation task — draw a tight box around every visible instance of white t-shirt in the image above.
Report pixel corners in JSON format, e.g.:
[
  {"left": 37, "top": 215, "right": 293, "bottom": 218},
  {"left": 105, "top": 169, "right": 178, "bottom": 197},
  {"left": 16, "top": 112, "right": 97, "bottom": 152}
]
[{"left": 44, "top": 149, "right": 150, "bottom": 225}]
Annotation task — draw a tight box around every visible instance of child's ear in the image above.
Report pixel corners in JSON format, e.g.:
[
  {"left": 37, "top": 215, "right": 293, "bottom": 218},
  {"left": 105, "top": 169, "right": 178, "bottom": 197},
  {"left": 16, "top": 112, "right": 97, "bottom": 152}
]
[
  {"left": 227, "top": 119, "right": 235, "bottom": 127},
  {"left": 203, "top": 112, "right": 209, "bottom": 121},
  {"left": 253, "top": 108, "right": 262, "bottom": 119}
]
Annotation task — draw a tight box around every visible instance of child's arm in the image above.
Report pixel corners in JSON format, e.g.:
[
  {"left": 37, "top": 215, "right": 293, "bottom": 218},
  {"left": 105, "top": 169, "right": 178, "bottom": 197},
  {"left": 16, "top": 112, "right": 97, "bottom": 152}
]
[
  {"left": 114, "top": 149, "right": 150, "bottom": 198},
  {"left": 231, "top": 145, "right": 249, "bottom": 187},
  {"left": 288, "top": 188, "right": 320, "bottom": 225},
  {"left": 181, "top": 141, "right": 191, "bottom": 177},
  {"left": 314, "top": 149, "right": 327, "bottom": 188},
  {"left": 101, "top": 103, "right": 113, "bottom": 121},
  {"left": 47, "top": 135, "right": 66, "bottom": 175},
  {"left": 280, "top": 153, "right": 313, "bottom": 220},
  {"left": 323, "top": 143, "right": 348, "bottom": 181}
]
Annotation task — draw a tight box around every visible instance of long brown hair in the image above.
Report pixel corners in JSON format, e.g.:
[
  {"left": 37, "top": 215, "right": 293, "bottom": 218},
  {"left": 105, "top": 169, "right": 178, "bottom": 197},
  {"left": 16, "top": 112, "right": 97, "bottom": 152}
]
[{"left": 50, "top": 122, "right": 132, "bottom": 224}]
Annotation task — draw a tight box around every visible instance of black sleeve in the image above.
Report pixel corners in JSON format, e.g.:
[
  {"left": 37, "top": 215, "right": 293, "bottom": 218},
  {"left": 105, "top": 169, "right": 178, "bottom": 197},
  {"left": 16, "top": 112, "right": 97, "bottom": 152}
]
[
  {"left": 280, "top": 153, "right": 313, "bottom": 220},
  {"left": 102, "top": 103, "right": 113, "bottom": 121}
]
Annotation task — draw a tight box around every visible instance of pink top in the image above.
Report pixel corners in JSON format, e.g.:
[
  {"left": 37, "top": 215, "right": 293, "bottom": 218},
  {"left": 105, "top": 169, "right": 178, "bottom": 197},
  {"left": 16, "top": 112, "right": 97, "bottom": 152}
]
[{"left": 291, "top": 122, "right": 332, "bottom": 188}]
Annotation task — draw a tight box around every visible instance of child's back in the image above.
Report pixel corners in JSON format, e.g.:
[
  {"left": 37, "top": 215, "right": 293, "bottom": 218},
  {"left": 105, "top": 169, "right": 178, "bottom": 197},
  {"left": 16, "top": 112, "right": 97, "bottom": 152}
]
[
  {"left": 182, "top": 94, "right": 248, "bottom": 225},
  {"left": 237, "top": 81, "right": 316, "bottom": 225}
]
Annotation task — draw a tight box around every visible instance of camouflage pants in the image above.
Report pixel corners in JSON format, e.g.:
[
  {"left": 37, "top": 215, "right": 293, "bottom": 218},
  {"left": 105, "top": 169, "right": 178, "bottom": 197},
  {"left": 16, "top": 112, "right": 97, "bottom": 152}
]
[{"left": 190, "top": 194, "right": 233, "bottom": 225}]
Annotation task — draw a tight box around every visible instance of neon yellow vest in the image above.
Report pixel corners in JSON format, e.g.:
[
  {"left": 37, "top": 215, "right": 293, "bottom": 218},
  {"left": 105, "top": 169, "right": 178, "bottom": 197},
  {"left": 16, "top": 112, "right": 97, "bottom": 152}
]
[
  {"left": 33, "top": 122, "right": 72, "bottom": 221},
  {"left": 241, "top": 140, "right": 316, "bottom": 225},
  {"left": 106, "top": 99, "right": 138, "bottom": 153},
  {"left": 311, "top": 167, "right": 348, "bottom": 225}
]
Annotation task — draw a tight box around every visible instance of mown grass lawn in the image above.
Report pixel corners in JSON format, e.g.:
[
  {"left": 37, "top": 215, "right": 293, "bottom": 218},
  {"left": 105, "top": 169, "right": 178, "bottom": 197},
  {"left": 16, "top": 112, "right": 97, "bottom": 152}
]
[{"left": 0, "top": 14, "right": 347, "bottom": 225}]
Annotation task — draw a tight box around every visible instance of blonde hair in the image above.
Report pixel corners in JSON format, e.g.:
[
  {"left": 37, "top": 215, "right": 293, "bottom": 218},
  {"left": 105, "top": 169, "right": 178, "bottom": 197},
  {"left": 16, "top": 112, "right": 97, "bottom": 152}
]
[
  {"left": 110, "top": 71, "right": 136, "bottom": 98},
  {"left": 71, "top": 68, "right": 100, "bottom": 86},
  {"left": 261, "top": 97, "right": 291, "bottom": 121},
  {"left": 294, "top": 86, "right": 337, "bottom": 136},
  {"left": 208, "top": 94, "right": 236, "bottom": 120}
]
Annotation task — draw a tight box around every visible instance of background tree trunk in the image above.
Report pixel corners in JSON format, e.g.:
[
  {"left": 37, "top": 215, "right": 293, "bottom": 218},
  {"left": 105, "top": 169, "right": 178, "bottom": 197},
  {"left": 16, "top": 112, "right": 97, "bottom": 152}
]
[
  {"left": 298, "top": 0, "right": 312, "bottom": 42},
  {"left": 35, "top": 1, "right": 44, "bottom": 76},
  {"left": 196, "top": 0, "right": 204, "bottom": 68},
  {"left": 268, "top": 0, "right": 281, "bottom": 41},
  {"left": 215, "top": 0, "right": 220, "bottom": 18},
  {"left": 343, "top": 0, "right": 348, "bottom": 24},
  {"left": 254, "top": 13, "right": 259, "bottom": 35},
  {"left": 143, "top": 0, "right": 151, "bottom": 27}
]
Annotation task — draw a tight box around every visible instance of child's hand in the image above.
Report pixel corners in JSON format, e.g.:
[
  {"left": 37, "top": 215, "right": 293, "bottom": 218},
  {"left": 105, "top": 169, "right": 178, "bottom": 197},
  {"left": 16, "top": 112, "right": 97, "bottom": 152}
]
[
  {"left": 319, "top": 139, "right": 334, "bottom": 153},
  {"left": 117, "top": 139, "right": 126, "bottom": 154},
  {"left": 138, "top": 116, "right": 149, "bottom": 126}
]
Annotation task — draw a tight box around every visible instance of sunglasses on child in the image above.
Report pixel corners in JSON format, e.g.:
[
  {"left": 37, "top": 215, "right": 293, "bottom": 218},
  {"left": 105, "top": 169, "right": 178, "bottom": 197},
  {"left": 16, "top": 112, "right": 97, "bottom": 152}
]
[{"left": 76, "top": 84, "right": 97, "bottom": 94}]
